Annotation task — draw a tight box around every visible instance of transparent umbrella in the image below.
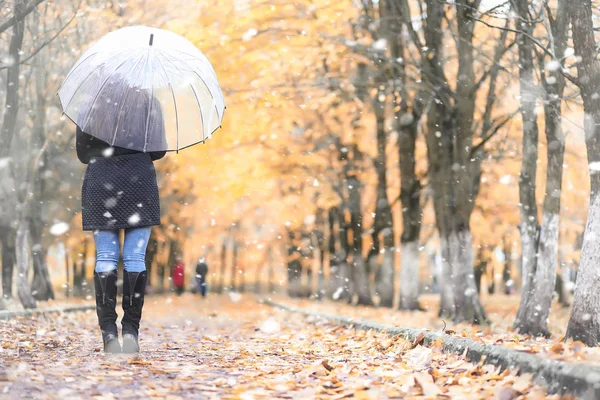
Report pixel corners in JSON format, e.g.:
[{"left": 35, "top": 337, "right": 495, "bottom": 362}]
[{"left": 58, "top": 25, "right": 225, "bottom": 152}]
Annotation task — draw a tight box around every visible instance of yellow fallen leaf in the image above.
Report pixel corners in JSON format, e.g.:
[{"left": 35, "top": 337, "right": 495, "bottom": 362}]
[{"left": 127, "top": 358, "right": 151, "bottom": 366}]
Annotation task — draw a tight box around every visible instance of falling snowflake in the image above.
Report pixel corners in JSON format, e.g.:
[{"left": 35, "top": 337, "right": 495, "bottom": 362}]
[
  {"left": 49, "top": 222, "right": 69, "bottom": 236},
  {"left": 332, "top": 286, "right": 344, "bottom": 300},
  {"left": 590, "top": 162, "right": 600, "bottom": 172},
  {"left": 102, "top": 147, "right": 114, "bottom": 157},
  {"left": 259, "top": 318, "right": 281, "bottom": 334},
  {"left": 373, "top": 38, "right": 387, "bottom": 51},
  {"left": 104, "top": 197, "right": 117, "bottom": 208},
  {"left": 128, "top": 213, "right": 141, "bottom": 225},
  {"left": 242, "top": 28, "right": 258, "bottom": 42}
]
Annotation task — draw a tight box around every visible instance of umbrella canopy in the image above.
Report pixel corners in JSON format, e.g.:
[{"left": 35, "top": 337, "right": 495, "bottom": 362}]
[{"left": 58, "top": 26, "right": 225, "bottom": 152}]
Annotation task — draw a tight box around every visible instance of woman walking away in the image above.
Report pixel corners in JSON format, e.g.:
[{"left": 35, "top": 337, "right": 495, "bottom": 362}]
[
  {"left": 60, "top": 26, "right": 225, "bottom": 353},
  {"left": 76, "top": 87, "right": 167, "bottom": 354}
]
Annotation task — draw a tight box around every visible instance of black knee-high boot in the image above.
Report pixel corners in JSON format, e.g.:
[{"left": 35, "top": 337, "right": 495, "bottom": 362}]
[
  {"left": 93, "top": 270, "right": 121, "bottom": 353},
  {"left": 121, "top": 270, "right": 147, "bottom": 353}
]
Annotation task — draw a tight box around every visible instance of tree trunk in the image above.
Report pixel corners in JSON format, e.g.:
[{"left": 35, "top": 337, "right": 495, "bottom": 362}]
[
  {"left": 385, "top": 0, "right": 424, "bottom": 310},
  {"left": 266, "top": 245, "right": 274, "bottom": 293},
  {"left": 565, "top": 0, "right": 600, "bottom": 345},
  {"left": 398, "top": 117, "right": 422, "bottom": 310},
  {"left": 16, "top": 217, "right": 36, "bottom": 309},
  {"left": 64, "top": 248, "right": 70, "bottom": 298},
  {"left": 502, "top": 237, "right": 512, "bottom": 295},
  {"left": 166, "top": 239, "right": 181, "bottom": 292},
  {"left": 327, "top": 207, "right": 343, "bottom": 299},
  {"left": 218, "top": 236, "right": 227, "bottom": 293},
  {"left": 514, "top": 0, "right": 568, "bottom": 336},
  {"left": 155, "top": 239, "right": 167, "bottom": 292},
  {"left": 30, "top": 219, "right": 54, "bottom": 301},
  {"left": 438, "top": 236, "right": 456, "bottom": 318},
  {"left": 254, "top": 255, "right": 262, "bottom": 294},
  {"left": 1, "top": 228, "right": 15, "bottom": 299},
  {"left": 450, "top": 228, "right": 486, "bottom": 323},
  {"left": 474, "top": 258, "right": 486, "bottom": 295},
  {"left": 230, "top": 240, "right": 239, "bottom": 291},
  {"left": 560, "top": 265, "right": 571, "bottom": 307},
  {"left": 314, "top": 225, "right": 326, "bottom": 299},
  {"left": 370, "top": 71, "right": 395, "bottom": 307},
  {"left": 347, "top": 175, "right": 373, "bottom": 306},
  {"left": 517, "top": 106, "right": 565, "bottom": 336},
  {"left": 329, "top": 205, "right": 352, "bottom": 301},
  {"left": 238, "top": 245, "right": 245, "bottom": 293},
  {"left": 301, "top": 232, "right": 313, "bottom": 297},
  {"left": 512, "top": 0, "right": 541, "bottom": 331},
  {"left": 0, "top": 0, "right": 25, "bottom": 158},
  {"left": 287, "top": 231, "right": 302, "bottom": 297},
  {"left": 399, "top": 241, "right": 421, "bottom": 310}
]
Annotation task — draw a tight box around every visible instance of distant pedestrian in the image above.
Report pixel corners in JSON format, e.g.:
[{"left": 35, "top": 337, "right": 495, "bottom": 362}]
[
  {"left": 172, "top": 258, "right": 185, "bottom": 296},
  {"left": 196, "top": 257, "right": 208, "bottom": 297}
]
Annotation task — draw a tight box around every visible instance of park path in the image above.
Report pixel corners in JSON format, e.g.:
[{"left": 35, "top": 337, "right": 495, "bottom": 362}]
[{"left": 0, "top": 294, "right": 555, "bottom": 399}]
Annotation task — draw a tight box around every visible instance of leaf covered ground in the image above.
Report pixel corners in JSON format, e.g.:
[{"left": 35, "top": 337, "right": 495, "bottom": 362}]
[
  {"left": 275, "top": 294, "right": 600, "bottom": 366},
  {"left": 0, "top": 294, "right": 561, "bottom": 399}
]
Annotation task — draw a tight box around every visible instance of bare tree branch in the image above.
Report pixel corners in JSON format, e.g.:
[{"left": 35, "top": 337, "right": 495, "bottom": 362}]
[
  {"left": 0, "top": 1, "right": 81, "bottom": 71},
  {"left": 0, "top": 0, "right": 45, "bottom": 35}
]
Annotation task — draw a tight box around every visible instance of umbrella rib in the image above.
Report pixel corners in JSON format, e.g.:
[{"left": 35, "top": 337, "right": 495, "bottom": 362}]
[
  {"left": 155, "top": 55, "right": 179, "bottom": 151},
  {"left": 189, "top": 84, "right": 206, "bottom": 142},
  {"left": 144, "top": 50, "right": 154, "bottom": 152},
  {"left": 170, "top": 83, "right": 179, "bottom": 151},
  {"left": 159, "top": 51, "right": 222, "bottom": 121}
]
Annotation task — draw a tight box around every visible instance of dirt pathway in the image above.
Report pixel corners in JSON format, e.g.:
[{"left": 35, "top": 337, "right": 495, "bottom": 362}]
[{"left": 0, "top": 294, "right": 556, "bottom": 399}]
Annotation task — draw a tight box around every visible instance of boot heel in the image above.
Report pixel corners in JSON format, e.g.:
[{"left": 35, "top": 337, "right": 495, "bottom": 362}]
[
  {"left": 122, "top": 270, "right": 147, "bottom": 354},
  {"left": 122, "top": 333, "right": 140, "bottom": 353},
  {"left": 104, "top": 334, "right": 122, "bottom": 354}
]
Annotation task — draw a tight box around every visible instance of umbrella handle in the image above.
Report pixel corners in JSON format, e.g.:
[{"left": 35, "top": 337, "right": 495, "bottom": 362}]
[{"left": 149, "top": 34, "right": 154, "bottom": 46}]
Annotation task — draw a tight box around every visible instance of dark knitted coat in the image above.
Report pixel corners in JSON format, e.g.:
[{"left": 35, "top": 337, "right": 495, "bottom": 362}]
[{"left": 77, "top": 128, "right": 166, "bottom": 231}]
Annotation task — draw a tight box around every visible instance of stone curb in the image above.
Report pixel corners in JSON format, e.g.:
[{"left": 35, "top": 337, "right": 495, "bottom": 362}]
[
  {"left": 0, "top": 304, "right": 95, "bottom": 320},
  {"left": 263, "top": 300, "right": 600, "bottom": 399}
]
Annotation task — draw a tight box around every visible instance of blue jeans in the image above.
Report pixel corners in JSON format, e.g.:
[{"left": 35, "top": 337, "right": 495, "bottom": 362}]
[
  {"left": 93, "top": 227, "right": 152, "bottom": 273},
  {"left": 196, "top": 276, "right": 207, "bottom": 297}
]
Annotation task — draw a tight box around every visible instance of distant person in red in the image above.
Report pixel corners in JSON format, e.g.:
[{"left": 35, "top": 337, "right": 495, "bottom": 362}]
[{"left": 172, "top": 258, "right": 185, "bottom": 296}]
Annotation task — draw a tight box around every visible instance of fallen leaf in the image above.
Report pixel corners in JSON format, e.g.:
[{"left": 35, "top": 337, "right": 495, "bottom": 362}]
[
  {"left": 414, "top": 372, "right": 442, "bottom": 397},
  {"left": 322, "top": 359, "right": 334, "bottom": 372},
  {"left": 405, "top": 346, "right": 433, "bottom": 369},
  {"left": 412, "top": 332, "right": 426, "bottom": 348},
  {"left": 512, "top": 373, "right": 533, "bottom": 393},
  {"left": 127, "top": 358, "right": 151, "bottom": 366},
  {"left": 550, "top": 343, "right": 564, "bottom": 354}
]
